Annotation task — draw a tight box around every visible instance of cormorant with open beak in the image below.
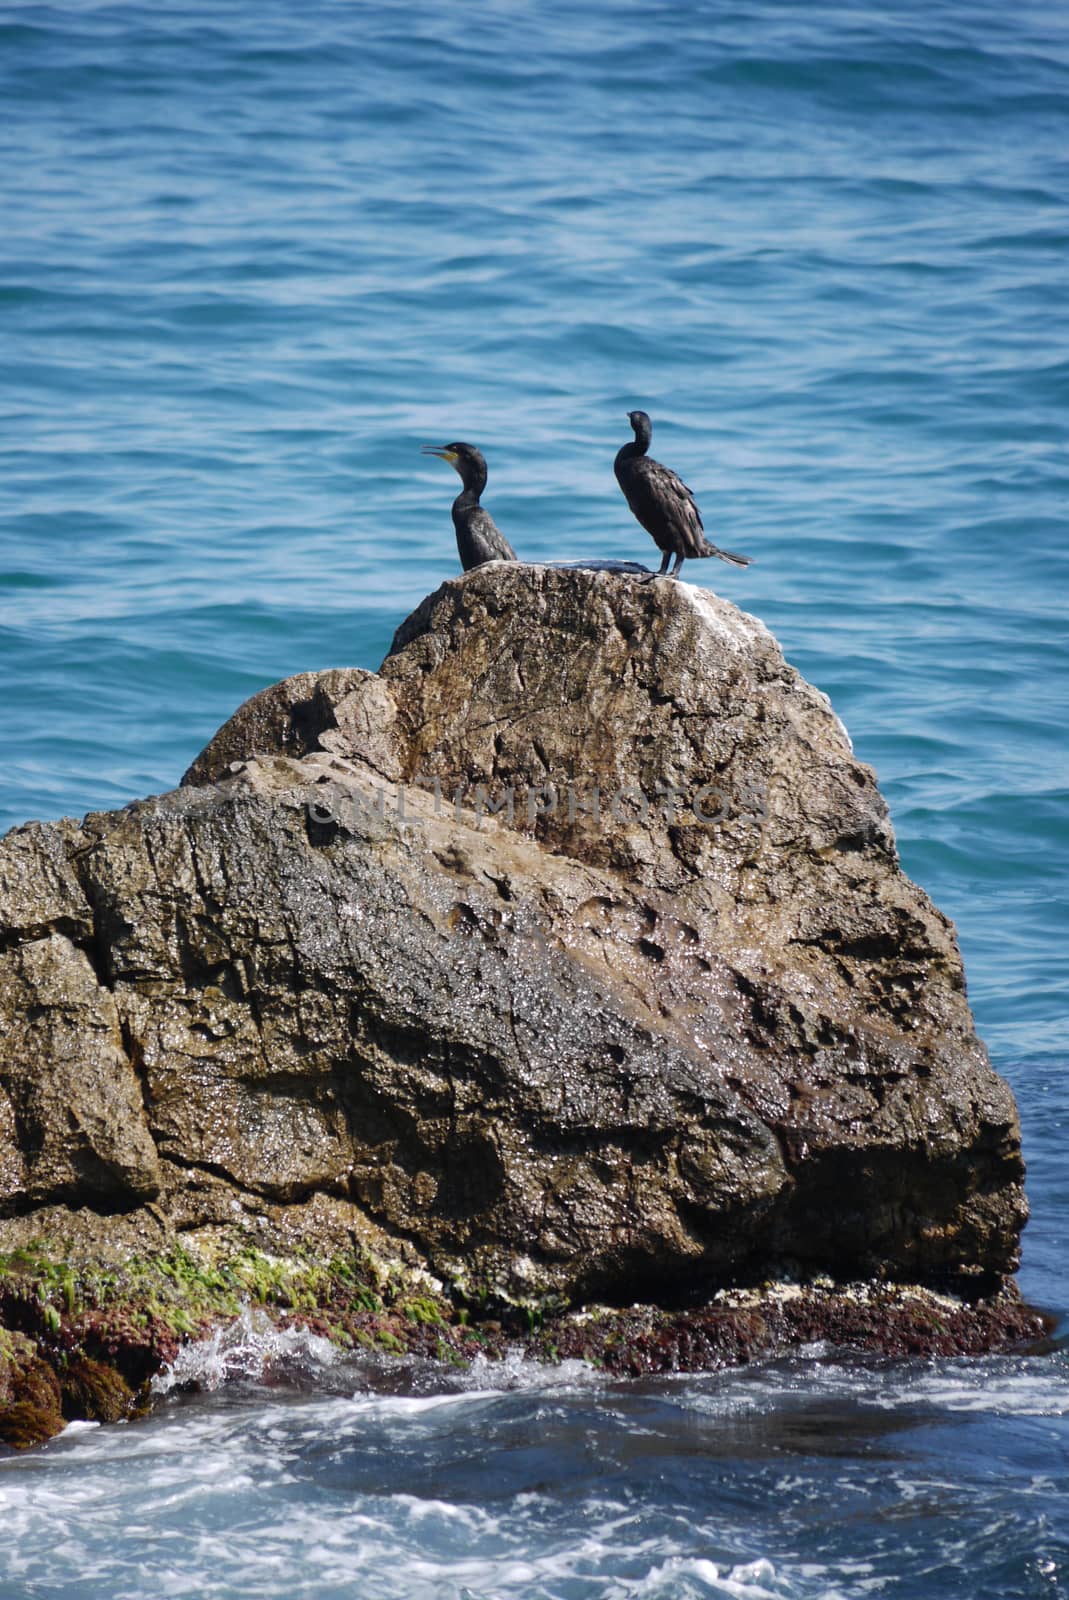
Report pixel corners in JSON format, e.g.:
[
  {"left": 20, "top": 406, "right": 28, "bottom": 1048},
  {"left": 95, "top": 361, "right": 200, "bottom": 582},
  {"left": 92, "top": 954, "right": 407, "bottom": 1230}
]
[{"left": 421, "top": 441, "right": 518, "bottom": 571}]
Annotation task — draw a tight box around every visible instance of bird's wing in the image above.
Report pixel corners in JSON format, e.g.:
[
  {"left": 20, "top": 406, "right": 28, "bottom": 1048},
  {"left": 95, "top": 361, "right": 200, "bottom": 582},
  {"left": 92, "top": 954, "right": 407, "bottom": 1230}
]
[
  {"left": 629, "top": 458, "right": 706, "bottom": 554},
  {"left": 462, "top": 507, "right": 517, "bottom": 567},
  {"left": 663, "top": 465, "right": 703, "bottom": 524},
  {"left": 476, "top": 508, "right": 517, "bottom": 562}
]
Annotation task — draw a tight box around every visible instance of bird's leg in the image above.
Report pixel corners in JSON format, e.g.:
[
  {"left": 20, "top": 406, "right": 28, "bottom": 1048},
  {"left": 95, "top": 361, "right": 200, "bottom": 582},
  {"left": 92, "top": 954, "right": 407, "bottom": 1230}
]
[
  {"left": 658, "top": 550, "right": 671, "bottom": 576},
  {"left": 671, "top": 554, "right": 685, "bottom": 578}
]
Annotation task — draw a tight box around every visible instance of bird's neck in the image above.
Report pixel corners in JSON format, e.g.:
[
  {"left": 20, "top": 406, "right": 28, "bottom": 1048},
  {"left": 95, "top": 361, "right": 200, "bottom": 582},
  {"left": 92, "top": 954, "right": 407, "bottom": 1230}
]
[
  {"left": 456, "top": 459, "right": 487, "bottom": 499},
  {"left": 615, "top": 437, "right": 647, "bottom": 466},
  {"left": 453, "top": 483, "right": 481, "bottom": 512},
  {"left": 620, "top": 419, "right": 651, "bottom": 460}
]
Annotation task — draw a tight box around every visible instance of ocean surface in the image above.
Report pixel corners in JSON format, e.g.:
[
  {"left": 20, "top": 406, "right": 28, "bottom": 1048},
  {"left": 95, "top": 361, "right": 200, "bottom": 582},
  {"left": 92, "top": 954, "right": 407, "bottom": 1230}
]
[{"left": 1, "top": 1, "right": 1067, "bottom": 1595}]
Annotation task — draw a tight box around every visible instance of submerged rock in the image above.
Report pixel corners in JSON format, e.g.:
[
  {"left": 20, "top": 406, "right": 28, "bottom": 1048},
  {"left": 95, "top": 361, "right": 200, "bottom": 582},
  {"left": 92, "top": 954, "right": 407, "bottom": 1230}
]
[{"left": 0, "top": 565, "right": 1033, "bottom": 1434}]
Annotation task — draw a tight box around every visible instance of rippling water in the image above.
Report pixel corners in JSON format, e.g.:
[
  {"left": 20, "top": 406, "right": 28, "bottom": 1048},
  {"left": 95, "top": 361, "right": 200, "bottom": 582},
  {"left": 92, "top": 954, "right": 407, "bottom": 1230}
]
[
  {"left": 3, "top": 1334, "right": 1068, "bottom": 1600},
  {"left": 1, "top": 2, "right": 1067, "bottom": 1595}
]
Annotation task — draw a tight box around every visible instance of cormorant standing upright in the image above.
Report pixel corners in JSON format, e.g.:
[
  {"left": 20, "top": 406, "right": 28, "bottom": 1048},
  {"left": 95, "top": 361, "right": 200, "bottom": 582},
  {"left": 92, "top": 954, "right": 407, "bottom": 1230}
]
[
  {"left": 613, "top": 410, "right": 750, "bottom": 578},
  {"left": 421, "top": 441, "right": 518, "bottom": 571}
]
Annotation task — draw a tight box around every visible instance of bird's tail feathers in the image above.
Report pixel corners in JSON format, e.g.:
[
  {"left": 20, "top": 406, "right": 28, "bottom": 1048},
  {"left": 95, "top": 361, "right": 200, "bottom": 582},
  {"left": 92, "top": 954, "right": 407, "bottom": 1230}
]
[{"left": 705, "top": 543, "right": 751, "bottom": 567}]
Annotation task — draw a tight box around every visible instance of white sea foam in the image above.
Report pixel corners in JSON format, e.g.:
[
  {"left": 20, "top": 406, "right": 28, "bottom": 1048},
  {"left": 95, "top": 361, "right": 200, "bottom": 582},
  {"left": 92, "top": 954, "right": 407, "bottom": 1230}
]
[
  {"left": 455, "top": 1346, "right": 605, "bottom": 1394},
  {"left": 865, "top": 1359, "right": 1069, "bottom": 1417},
  {"left": 666, "top": 1350, "right": 1069, "bottom": 1424},
  {"left": 150, "top": 1307, "right": 341, "bottom": 1395},
  {"left": 1, "top": 1356, "right": 1063, "bottom": 1600},
  {"left": 623, "top": 1554, "right": 787, "bottom": 1598}
]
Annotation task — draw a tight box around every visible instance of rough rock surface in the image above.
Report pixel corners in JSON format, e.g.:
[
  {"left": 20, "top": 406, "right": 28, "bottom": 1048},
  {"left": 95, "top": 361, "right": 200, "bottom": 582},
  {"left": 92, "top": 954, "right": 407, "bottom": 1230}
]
[{"left": 0, "top": 566, "right": 1027, "bottom": 1308}]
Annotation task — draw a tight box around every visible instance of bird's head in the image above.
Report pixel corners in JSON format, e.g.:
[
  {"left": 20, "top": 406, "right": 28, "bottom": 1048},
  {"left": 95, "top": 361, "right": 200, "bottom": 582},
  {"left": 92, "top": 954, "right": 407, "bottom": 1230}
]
[
  {"left": 627, "top": 410, "right": 652, "bottom": 443},
  {"left": 421, "top": 440, "right": 488, "bottom": 492},
  {"left": 421, "top": 440, "right": 483, "bottom": 475}
]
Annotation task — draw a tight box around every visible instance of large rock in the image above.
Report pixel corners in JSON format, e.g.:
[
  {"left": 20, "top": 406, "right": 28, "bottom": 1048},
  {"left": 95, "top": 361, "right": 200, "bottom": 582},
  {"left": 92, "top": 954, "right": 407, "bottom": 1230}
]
[{"left": 0, "top": 566, "right": 1026, "bottom": 1301}]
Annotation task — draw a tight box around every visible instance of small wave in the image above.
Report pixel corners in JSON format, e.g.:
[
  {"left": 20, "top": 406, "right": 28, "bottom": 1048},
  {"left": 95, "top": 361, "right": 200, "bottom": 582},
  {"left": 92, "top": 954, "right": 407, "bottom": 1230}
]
[
  {"left": 674, "top": 1350, "right": 1069, "bottom": 1423},
  {"left": 150, "top": 1308, "right": 341, "bottom": 1395},
  {"left": 622, "top": 1554, "right": 786, "bottom": 1599},
  {"left": 866, "top": 1358, "right": 1069, "bottom": 1417},
  {"left": 454, "top": 1346, "right": 605, "bottom": 1396},
  {"left": 149, "top": 1319, "right": 604, "bottom": 1406}
]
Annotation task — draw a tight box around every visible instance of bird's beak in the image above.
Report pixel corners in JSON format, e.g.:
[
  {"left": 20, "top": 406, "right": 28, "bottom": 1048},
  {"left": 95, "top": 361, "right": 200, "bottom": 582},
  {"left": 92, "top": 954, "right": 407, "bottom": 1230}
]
[{"left": 421, "top": 445, "right": 458, "bottom": 463}]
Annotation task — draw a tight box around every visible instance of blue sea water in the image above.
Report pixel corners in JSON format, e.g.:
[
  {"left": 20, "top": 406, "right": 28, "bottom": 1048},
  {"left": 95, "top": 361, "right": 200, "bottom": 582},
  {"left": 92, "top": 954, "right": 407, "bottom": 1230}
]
[{"left": 1, "top": 0, "right": 1068, "bottom": 1594}]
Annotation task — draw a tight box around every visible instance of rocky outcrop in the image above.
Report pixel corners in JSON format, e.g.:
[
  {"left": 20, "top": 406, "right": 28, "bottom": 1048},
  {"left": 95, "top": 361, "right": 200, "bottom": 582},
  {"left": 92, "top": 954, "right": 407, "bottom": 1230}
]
[{"left": 0, "top": 567, "right": 1027, "bottom": 1319}]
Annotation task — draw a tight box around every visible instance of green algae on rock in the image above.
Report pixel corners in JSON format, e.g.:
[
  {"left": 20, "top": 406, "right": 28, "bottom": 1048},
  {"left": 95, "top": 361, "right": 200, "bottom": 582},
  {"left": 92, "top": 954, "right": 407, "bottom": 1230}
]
[{"left": 0, "top": 1233, "right": 1049, "bottom": 1448}]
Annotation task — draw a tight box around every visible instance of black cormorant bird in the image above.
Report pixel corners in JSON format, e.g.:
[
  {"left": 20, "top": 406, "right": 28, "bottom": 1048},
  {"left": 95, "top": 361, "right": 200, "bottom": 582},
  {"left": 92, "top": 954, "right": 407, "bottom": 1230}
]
[
  {"left": 614, "top": 410, "right": 750, "bottom": 578},
  {"left": 421, "top": 441, "right": 518, "bottom": 572}
]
